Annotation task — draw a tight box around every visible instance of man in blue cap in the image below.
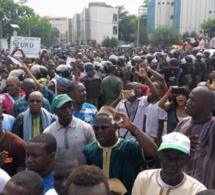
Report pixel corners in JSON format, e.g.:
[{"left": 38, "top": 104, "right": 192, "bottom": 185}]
[{"left": 43, "top": 94, "right": 95, "bottom": 156}]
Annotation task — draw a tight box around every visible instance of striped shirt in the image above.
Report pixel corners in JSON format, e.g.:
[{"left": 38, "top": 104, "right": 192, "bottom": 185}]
[
  {"left": 174, "top": 117, "right": 215, "bottom": 188},
  {"left": 73, "top": 102, "right": 97, "bottom": 124},
  {"left": 43, "top": 116, "right": 96, "bottom": 156}
]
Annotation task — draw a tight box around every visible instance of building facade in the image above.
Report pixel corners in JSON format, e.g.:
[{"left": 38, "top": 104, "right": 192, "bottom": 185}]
[
  {"left": 147, "top": 0, "right": 215, "bottom": 35},
  {"left": 48, "top": 17, "right": 70, "bottom": 44},
  {"left": 71, "top": 2, "right": 118, "bottom": 46}
]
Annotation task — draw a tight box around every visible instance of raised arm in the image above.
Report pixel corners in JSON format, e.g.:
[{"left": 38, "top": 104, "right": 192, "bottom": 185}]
[
  {"left": 112, "top": 111, "right": 158, "bottom": 156},
  {"left": 11, "top": 47, "right": 26, "bottom": 60},
  {"left": 158, "top": 86, "right": 172, "bottom": 110},
  {"left": 110, "top": 91, "right": 123, "bottom": 108},
  {"left": 21, "top": 63, "right": 44, "bottom": 94},
  {"left": 135, "top": 67, "right": 159, "bottom": 103}
]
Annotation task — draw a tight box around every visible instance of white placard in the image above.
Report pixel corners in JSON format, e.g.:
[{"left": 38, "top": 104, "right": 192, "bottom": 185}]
[
  {"left": 66, "top": 57, "right": 76, "bottom": 66},
  {"left": 10, "top": 36, "right": 41, "bottom": 58}
]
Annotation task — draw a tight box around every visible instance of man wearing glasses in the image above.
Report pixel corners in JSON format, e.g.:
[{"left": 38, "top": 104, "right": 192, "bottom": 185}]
[
  {"left": 12, "top": 91, "right": 53, "bottom": 142},
  {"left": 82, "top": 106, "right": 158, "bottom": 195}
]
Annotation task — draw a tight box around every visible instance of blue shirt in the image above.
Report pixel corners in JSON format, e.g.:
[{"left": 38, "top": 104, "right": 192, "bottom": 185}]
[
  {"left": 3, "top": 113, "right": 15, "bottom": 132},
  {"left": 73, "top": 103, "right": 97, "bottom": 124},
  {"left": 43, "top": 172, "right": 54, "bottom": 195}
]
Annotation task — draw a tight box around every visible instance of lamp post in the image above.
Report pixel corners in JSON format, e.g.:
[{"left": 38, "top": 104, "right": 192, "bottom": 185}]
[{"left": 10, "top": 24, "right": 20, "bottom": 36}]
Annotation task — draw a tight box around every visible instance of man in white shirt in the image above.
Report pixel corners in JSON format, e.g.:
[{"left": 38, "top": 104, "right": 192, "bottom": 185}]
[{"left": 0, "top": 168, "right": 10, "bottom": 192}]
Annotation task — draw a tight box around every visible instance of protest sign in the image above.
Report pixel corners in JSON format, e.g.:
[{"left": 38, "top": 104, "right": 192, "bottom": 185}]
[
  {"left": 66, "top": 57, "right": 76, "bottom": 66},
  {"left": 10, "top": 36, "right": 41, "bottom": 58}
]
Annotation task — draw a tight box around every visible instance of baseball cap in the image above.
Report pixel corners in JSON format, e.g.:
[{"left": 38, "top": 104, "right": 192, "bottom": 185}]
[
  {"left": 52, "top": 94, "right": 73, "bottom": 109},
  {"left": 158, "top": 132, "right": 190, "bottom": 154}
]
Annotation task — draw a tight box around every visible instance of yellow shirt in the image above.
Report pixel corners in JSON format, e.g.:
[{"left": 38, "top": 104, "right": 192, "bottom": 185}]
[
  {"left": 32, "top": 117, "right": 40, "bottom": 137},
  {"left": 132, "top": 169, "right": 206, "bottom": 195}
]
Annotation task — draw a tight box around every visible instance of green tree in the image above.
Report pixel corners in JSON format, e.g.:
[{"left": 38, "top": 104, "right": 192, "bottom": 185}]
[
  {"left": 102, "top": 36, "right": 118, "bottom": 48},
  {"left": 44, "top": 27, "right": 60, "bottom": 47},
  {"left": 190, "top": 30, "right": 198, "bottom": 38},
  {"left": 181, "top": 31, "right": 190, "bottom": 40},
  {"left": 116, "top": 5, "right": 129, "bottom": 20},
  {"left": 0, "top": 0, "right": 35, "bottom": 37},
  {"left": 119, "top": 15, "right": 137, "bottom": 43},
  {"left": 201, "top": 18, "right": 215, "bottom": 38},
  {"left": 149, "top": 26, "right": 180, "bottom": 47},
  {"left": 116, "top": 5, "right": 140, "bottom": 43},
  {"left": 109, "top": 37, "right": 118, "bottom": 47},
  {"left": 15, "top": 15, "right": 52, "bottom": 44},
  {"left": 0, "top": 0, "right": 52, "bottom": 44},
  {"left": 102, "top": 36, "right": 110, "bottom": 47}
]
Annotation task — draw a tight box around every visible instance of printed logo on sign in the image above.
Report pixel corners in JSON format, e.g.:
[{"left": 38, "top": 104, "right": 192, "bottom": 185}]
[{"left": 13, "top": 40, "right": 19, "bottom": 47}]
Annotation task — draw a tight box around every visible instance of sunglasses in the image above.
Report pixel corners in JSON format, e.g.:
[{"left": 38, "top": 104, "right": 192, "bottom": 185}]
[
  {"left": 29, "top": 99, "right": 42, "bottom": 103},
  {"left": 93, "top": 125, "right": 111, "bottom": 131}
]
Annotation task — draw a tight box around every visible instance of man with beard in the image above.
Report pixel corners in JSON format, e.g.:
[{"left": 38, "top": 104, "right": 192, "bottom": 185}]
[
  {"left": 43, "top": 94, "right": 95, "bottom": 156},
  {"left": 174, "top": 86, "right": 215, "bottom": 189},
  {"left": 132, "top": 132, "right": 206, "bottom": 195}
]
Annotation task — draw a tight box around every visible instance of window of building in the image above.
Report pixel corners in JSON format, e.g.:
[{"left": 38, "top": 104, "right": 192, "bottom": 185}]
[
  {"left": 171, "top": 2, "right": 174, "bottom": 6},
  {"left": 170, "top": 15, "right": 173, "bottom": 19},
  {"left": 113, "top": 26, "right": 117, "bottom": 35},
  {"left": 158, "top": 2, "right": 160, "bottom": 4},
  {"left": 167, "top": 2, "right": 169, "bottom": 4},
  {"left": 209, "top": 11, "right": 212, "bottom": 13},
  {"left": 113, "top": 14, "right": 118, "bottom": 21},
  {"left": 162, "top": 2, "right": 165, "bottom": 4}
]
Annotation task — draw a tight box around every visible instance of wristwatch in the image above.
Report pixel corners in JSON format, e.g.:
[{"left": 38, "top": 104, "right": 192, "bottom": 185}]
[{"left": 131, "top": 128, "right": 139, "bottom": 136}]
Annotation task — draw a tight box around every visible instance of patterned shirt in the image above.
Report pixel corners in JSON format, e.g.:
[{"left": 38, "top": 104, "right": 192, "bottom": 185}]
[
  {"left": 174, "top": 117, "right": 215, "bottom": 188},
  {"left": 73, "top": 103, "right": 98, "bottom": 124}
]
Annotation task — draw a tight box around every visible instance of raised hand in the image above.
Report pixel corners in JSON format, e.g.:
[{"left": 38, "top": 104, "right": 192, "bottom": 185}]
[{"left": 135, "top": 67, "right": 147, "bottom": 78}]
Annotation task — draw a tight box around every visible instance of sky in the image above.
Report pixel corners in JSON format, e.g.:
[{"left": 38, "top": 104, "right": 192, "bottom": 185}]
[{"left": 23, "top": 0, "right": 144, "bottom": 17}]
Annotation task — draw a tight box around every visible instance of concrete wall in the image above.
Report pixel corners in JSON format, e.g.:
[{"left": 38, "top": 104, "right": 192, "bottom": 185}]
[{"left": 0, "top": 39, "right": 8, "bottom": 50}]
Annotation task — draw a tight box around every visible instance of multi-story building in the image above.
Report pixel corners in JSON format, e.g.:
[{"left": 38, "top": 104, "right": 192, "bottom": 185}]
[
  {"left": 72, "top": 14, "right": 81, "bottom": 45},
  {"left": 147, "top": 0, "right": 215, "bottom": 35},
  {"left": 48, "top": 17, "right": 70, "bottom": 44},
  {"left": 72, "top": 2, "right": 118, "bottom": 46}
]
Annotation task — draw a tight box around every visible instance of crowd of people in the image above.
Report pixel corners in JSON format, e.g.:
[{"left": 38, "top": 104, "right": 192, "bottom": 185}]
[{"left": 0, "top": 36, "right": 215, "bottom": 195}]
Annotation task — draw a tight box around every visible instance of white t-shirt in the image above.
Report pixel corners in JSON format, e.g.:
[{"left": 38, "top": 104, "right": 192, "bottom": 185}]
[
  {"left": 0, "top": 168, "right": 10, "bottom": 192},
  {"left": 145, "top": 101, "right": 167, "bottom": 138},
  {"left": 45, "top": 188, "right": 58, "bottom": 195},
  {"left": 116, "top": 96, "right": 149, "bottom": 139}
]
